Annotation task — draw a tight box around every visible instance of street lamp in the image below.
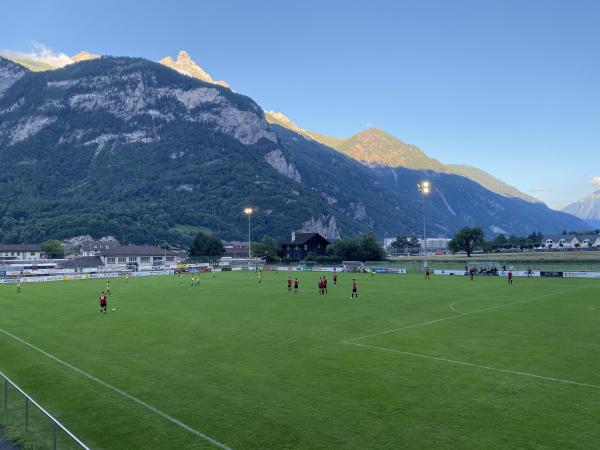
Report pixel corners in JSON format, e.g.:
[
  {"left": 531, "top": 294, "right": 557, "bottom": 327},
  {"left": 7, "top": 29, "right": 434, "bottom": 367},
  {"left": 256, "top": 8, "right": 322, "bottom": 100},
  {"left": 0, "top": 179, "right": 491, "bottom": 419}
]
[
  {"left": 244, "top": 207, "right": 253, "bottom": 265},
  {"left": 417, "top": 181, "right": 430, "bottom": 272}
]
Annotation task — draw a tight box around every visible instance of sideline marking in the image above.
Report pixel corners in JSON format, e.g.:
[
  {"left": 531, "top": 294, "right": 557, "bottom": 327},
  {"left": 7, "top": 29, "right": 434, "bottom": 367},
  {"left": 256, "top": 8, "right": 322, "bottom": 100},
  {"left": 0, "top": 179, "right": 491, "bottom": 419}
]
[
  {"left": 345, "top": 288, "right": 583, "bottom": 343},
  {"left": 0, "top": 327, "right": 232, "bottom": 450},
  {"left": 346, "top": 341, "right": 600, "bottom": 391}
]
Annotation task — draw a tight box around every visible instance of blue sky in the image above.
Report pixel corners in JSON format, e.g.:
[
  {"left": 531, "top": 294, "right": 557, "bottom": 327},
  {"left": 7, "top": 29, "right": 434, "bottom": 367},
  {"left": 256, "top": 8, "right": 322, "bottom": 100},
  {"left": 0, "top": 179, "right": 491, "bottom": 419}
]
[{"left": 2, "top": 0, "right": 599, "bottom": 209}]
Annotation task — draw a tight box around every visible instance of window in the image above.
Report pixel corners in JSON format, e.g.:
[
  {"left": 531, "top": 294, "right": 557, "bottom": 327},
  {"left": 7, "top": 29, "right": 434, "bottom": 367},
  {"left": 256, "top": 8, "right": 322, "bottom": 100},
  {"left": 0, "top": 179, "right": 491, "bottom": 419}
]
[
  {"left": 153, "top": 256, "right": 163, "bottom": 261},
  {"left": 304, "top": 244, "right": 307, "bottom": 250},
  {"left": 140, "top": 257, "right": 151, "bottom": 263},
  {"left": 30, "top": 252, "right": 36, "bottom": 256},
  {"left": 107, "top": 257, "right": 116, "bottom": 264},
  {"left": 118, "top": 257, "right": 126, "bottom": 263},
  {"left": 128, "top": 257, "right": 137, "bottom": 263},
  {"left": 166, "top": 256, "right": 175, "bottom": 262}
]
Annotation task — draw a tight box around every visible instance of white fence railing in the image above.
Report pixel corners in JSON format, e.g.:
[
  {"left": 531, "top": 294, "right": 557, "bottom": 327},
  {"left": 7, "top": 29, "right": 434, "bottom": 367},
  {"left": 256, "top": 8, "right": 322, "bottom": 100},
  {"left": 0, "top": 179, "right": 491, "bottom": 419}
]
[{"left": 0, "top": 370, "right": 89, "bottom": 449}]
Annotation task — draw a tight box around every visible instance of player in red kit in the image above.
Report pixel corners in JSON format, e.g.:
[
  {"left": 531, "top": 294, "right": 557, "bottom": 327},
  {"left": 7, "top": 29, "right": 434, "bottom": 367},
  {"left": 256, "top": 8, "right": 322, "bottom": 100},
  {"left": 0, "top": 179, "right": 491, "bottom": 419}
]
[
  {"left": 508, "top": 271, "right": 513, "bottom": 284},
  {"left": 294, "top": 278, "right": 299, "bottom": 293},
  {"left": 99, "top": 291, "right": 108, "bottom": 314},
  {"left": 287, "top": 276, "right": 292, "bottom": 293}
]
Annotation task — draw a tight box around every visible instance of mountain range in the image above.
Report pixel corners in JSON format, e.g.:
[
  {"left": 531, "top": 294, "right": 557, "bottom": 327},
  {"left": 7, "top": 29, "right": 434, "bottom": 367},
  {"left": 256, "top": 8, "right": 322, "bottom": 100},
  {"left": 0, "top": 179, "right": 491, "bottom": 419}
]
[
  {"left": 0, "top": 51, "right": 588, "bottom": 244},
  {"left": 265, "top": 112, "right": 539, "bottom": 203}
]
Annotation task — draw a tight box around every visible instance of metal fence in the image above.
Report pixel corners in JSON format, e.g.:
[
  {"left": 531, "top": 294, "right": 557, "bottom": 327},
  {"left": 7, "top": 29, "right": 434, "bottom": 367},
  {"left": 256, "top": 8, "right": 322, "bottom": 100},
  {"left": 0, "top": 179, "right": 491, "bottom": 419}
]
[
  {"left": 0, "top": 370, "right": 89, "bottom": 450},
  {"left": 383, "top": 259, "right": 600, "bottom": 274}
]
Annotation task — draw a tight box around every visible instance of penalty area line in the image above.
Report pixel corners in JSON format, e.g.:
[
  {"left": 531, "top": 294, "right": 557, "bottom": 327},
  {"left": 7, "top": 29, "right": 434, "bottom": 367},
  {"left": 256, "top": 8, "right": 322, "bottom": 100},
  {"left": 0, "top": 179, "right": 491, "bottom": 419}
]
[
  {"left": 345, "top": 287, "right": 584, "bottom": 343},
  {"left": 0, "top": 326, "right": 233, "bottom": 450},
  {"left": 346, "top": 341, "right": 600, "bottom": 391}
]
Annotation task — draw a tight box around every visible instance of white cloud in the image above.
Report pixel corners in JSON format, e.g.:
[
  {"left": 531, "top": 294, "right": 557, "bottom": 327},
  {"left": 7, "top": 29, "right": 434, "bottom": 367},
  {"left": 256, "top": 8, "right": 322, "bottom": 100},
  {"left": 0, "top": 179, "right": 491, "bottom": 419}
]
[
  {"left": 1, "top": 41, "right": 72, "bottom": 68},
  {"left": 593, "top": 176, "right": 600, "bottom": 190},
  {"left": 529, "top": 186, "right": 545, "bottom": 193}
]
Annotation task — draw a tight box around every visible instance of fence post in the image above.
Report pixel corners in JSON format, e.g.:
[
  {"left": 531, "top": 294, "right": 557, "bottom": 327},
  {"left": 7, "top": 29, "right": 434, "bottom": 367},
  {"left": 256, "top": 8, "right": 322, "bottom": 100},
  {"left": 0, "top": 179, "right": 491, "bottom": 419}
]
[{"left": 25, "top": 397, "right": 29, "bottom": 432}]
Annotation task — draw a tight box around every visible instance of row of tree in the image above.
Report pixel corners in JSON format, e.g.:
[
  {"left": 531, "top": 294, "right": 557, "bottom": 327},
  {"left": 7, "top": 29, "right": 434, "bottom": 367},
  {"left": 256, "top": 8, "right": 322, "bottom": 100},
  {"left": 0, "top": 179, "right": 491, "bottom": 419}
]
[{"left": 447, "top": 228, "right": 547, "bottom": 256}]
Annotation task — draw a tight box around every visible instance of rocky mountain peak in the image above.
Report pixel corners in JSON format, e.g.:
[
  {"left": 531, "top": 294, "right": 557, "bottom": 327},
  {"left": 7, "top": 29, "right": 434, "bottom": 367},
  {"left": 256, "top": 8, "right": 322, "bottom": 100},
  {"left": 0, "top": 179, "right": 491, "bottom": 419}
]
[
  {"left": 562, "top": 190, "right": 600, "bottom": 221},
  {"left": 265, "top": 111, "right": 303, "bottom": 133},
  {"left": 71, "top": 51, "right": 100, "bottom": 63},
  {"left": 339, "top": 127, "right": 445, "bottom": 171},
  {"left": 159, "top": 50, "right": 230, "bottom": 89}
]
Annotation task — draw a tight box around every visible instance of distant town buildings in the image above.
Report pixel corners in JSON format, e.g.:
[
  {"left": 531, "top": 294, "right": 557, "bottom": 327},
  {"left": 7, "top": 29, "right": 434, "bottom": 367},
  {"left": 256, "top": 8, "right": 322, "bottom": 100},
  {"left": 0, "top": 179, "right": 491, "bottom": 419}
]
[
  {"left": 383, "top": 237, "right": 451, "bottom": 251},
  {"left": 0, "top": 244, "right": 43, "bottom": 261},
  {"left": 222, "top": 241, "right": 250, "bottom": 257}
]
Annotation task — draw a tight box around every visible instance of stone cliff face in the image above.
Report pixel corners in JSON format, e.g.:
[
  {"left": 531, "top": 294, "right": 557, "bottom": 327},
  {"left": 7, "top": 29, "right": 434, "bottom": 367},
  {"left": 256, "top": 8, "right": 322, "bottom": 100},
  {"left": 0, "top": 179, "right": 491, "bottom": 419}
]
[
  {"left": 159, "top": 51, "right": 230, "bottom": 89},
  {"left": 0, "top": 60, "right": 273, "bottom": 148},
  {"left": 0, "top": 57, "right": 28, "bottom": 97}
]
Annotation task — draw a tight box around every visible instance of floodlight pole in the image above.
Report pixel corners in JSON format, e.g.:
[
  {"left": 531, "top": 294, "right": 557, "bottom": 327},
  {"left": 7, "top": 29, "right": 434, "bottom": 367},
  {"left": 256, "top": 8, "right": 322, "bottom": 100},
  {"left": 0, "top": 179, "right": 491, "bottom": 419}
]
[
  {"left": 248, "top": 214, "right": 251, "bottom": 264},
  {"left": 244, "top": 208, "right": 253, "bottom": 266},
  {"left": 423, "top": 194, "right": 427, "bottom": 269},
  {"left": 418, "top": 181, "right": 430, "bottom": 272}
]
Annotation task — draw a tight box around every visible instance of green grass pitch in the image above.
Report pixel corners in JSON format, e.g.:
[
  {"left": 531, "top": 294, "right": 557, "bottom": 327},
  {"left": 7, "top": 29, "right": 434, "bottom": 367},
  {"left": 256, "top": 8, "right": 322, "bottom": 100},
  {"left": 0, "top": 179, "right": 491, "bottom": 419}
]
[{"left": 1, "top": 272, "right": 600, "bottom": 449}]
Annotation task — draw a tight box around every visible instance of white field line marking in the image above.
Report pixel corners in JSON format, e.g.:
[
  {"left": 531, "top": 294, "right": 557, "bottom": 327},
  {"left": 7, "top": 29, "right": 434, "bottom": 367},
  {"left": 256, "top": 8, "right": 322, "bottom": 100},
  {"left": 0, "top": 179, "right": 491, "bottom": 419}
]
[
  {"left": 346, "top": 341, "right": 600, "bottom": 391},
  {"left": 448, "top": 301, "right": 464, "bottom": 314},
  {"left": 345, "top": 288, "right": 583, "bottom": 343},
  {"left": 0, "top": 326, "right": 232, "bottom": 450}
]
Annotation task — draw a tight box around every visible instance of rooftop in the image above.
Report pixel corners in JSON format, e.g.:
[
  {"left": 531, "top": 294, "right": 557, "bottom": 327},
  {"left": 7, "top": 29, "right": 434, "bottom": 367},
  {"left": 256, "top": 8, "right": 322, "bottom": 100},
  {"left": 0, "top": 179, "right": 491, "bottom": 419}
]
[
  {"left": 100, "top": 245, "right": 178, "bottom": 257},
  {"left": 280, "top": 233, "right": 330, "bottom": 245},
  {"left": 0, "top": 244, "right": 42, "bottom": 252}
]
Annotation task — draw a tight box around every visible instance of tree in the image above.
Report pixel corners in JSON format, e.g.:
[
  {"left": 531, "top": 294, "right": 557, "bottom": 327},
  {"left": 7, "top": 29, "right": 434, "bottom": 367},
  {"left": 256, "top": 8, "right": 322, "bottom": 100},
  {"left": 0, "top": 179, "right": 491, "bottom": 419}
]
[
  {"left": 328, "top": 234, "right": 386, "bottom": 262},
  {"left": 189, "top": 232, "right": 224, "bottom": 258},
  {"left": 357, "top": 234, "right": 387, "bottom": 261},
  {"left": 42, "top": 240, "right": 65, "bottom": 259},
  {"left": 448, "top": 227, "right": 484, "bottom": 257},
  {"left": 251, "top": 236, "right": 281, "bottom": 263},
  {"left": 390, "top": 235, "right": 411, "bottom": 251},
  {"left": 409, "top": 235, "right": 420, "bottom": 249}
]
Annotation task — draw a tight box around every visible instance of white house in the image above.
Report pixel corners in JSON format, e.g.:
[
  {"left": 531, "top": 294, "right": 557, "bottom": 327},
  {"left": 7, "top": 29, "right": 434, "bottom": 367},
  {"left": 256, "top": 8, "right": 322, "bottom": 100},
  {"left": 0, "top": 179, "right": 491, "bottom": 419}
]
[
  {"left": 0, "top": 244, "right": 43, "bottom": 261},
  {"left": 99, "top": 245, "right": 179, "bottom": 270},
  {"left": 543, "top": 234, "right": 600, "bottom": 249}
]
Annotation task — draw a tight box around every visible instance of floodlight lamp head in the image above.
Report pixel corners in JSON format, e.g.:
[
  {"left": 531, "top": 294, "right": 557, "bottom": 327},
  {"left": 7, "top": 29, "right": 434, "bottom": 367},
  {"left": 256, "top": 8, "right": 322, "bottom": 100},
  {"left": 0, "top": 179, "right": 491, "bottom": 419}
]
[{"left": 244, "top": 207, "right": 253, "bottom": 215}]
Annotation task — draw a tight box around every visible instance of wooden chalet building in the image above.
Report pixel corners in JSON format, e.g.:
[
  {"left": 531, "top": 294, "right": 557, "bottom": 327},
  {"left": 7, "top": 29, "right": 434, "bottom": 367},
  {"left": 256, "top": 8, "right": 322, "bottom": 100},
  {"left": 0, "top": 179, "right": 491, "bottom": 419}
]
[{"left": 280, "top": 232, "right": 330, "bottom": 261}]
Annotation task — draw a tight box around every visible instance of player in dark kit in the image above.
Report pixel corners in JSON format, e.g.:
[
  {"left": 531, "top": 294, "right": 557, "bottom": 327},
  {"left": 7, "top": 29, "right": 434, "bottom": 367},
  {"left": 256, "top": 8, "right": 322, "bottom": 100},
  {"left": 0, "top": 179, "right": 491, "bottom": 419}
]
[
  {"left": 323, "top": 277, "right": 328, "bottom": 293},
  {"left": 425, "top": 268, "right": 430, "bottom": 279},
  {"left": 318, "top": 277, "right": 324, "bottom": 295},
  {"left": 99, "top": 292, "right": 108, "bottom": 314},
  {"left": 333, "top": 272, "right": 337, "bottom": 286},
  {"left": 294, "top": 278, "right": 299, "bottom": 293},
  {"left": 351, "top": 279, "right": 358, "bottom": 299},
  {"left": 287, "top": 277, "right": 292, "bottom": 293}
]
